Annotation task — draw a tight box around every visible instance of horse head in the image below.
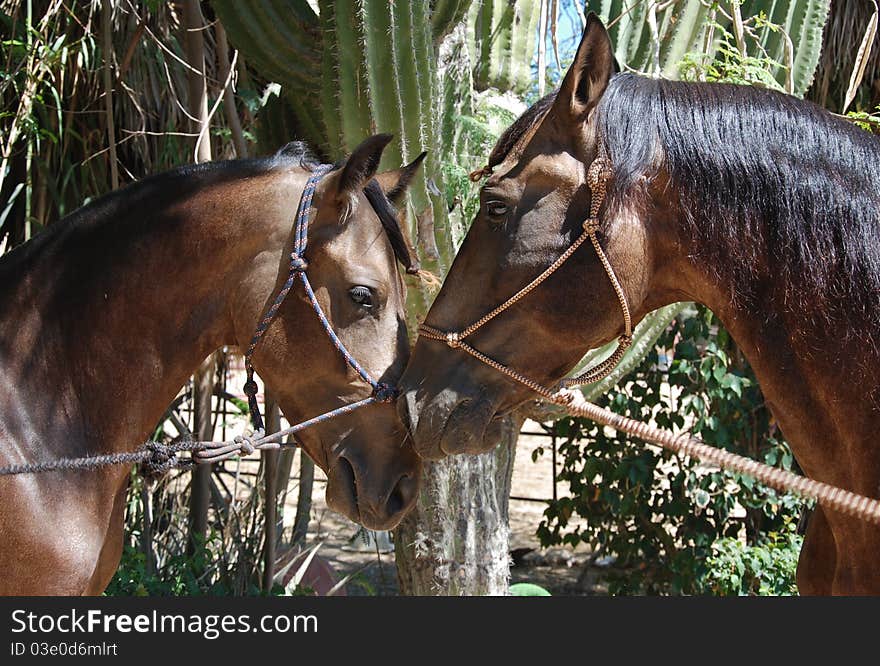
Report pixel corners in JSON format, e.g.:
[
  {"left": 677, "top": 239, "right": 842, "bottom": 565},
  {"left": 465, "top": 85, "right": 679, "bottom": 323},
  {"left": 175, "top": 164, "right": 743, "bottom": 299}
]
[
  {"left": 398, "top": 16, "right": 659, "bottom": 459},
  {"left": 241, "top": 135, "right": 425, "bottom": 528}
]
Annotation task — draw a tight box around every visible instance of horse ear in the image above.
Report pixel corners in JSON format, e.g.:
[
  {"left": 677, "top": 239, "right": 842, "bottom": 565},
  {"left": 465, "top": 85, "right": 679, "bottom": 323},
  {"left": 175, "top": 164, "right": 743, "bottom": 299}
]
[
  {"left": 337, "top": 134, "right": 394, "bottom": 195},
  {"left": 553, "top": 12, "right": 614, "bottom": 122},
  {"left": 374, "top": 152, "right": 427, "bottom": 206}
]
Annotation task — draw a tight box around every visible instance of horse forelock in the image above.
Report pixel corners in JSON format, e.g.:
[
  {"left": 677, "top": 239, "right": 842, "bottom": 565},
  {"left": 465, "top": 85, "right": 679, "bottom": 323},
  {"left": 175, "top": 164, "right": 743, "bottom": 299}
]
[{"left": 362, "top": 179, "right": 417, "bottom": 274}]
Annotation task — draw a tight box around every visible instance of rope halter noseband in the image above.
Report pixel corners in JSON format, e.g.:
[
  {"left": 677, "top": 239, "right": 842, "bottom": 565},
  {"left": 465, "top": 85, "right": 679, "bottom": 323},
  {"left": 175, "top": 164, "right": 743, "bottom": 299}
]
[{"left": 419, "top": 141, "right": 632, "bottom": 400}]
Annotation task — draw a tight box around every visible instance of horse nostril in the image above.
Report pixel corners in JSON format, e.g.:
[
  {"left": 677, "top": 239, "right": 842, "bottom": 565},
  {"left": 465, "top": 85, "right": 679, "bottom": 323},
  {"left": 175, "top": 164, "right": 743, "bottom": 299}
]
[{"left": 386, "top": 472, "right": 418, "bottom": 518}]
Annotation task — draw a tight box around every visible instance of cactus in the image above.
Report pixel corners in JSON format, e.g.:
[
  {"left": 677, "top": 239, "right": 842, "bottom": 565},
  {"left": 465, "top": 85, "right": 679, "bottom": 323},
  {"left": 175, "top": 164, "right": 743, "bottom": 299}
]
[
  {"left": 599, "top": 0, "right": 831, "bottom": 97},
  {"left": 212, "top": 0, "right": 458, "bottom": 302},
  {"left": 432, "top": 0, "right": 475, "bottom": 44},
  {"left": 209, "top": 0, "right": 320, "bottom": 85},
  {"left": 470, "top": 0, "right": 541, "bottom": 95},
  {"left": 745, "top": 0, "right": 830, "bottom": 96}
]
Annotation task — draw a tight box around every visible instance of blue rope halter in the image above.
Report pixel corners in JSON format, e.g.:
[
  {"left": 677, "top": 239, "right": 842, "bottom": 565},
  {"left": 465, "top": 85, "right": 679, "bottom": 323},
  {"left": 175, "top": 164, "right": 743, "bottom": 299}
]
[{"left": 241, "top": 164, "right": 397, "bottom": 437}]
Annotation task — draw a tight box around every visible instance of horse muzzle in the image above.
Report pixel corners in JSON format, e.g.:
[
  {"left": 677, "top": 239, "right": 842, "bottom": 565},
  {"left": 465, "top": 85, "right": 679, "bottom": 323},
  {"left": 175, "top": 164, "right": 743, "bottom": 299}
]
[{"left": 325, "top": 449, "right": 420, "bottom": 530}]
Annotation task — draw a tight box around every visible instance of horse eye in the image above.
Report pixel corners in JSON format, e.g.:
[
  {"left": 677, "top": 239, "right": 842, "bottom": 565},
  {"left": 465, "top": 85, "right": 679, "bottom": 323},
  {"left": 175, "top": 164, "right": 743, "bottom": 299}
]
[
  {"left": 349, "top": 285, "right": 373, "bottom": 307},
  {"left": 486, "top": 201, "right": 508, "bottom": 217}
]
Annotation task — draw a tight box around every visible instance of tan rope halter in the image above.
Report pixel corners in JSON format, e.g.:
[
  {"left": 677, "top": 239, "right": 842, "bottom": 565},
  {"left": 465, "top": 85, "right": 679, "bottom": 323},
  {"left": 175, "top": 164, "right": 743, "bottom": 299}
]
[{"left": 419, "top": 144, "right": 632, "bottom": 398}]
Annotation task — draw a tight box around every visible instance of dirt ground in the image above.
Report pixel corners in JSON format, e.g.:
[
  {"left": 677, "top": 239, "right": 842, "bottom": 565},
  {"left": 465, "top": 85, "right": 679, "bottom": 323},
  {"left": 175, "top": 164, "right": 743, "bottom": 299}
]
[{"left": 282, "top": 420, "right": 599, "bottom": 596}]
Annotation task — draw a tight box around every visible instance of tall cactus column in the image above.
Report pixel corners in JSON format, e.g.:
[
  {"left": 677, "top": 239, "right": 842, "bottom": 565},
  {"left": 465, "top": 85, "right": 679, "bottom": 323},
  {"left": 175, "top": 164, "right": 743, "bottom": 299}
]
[
  {"left": 470, "top": 0, "right": 540, "bottom": 95},
  {"left": 598, "top": 0, "right": 830, "bottom": 96},
  {"left": 389, "top": 16, "right": 523, "bottom": 595},
  {"left": 213, "top": 1, "right": 542, "bottom": 595}
]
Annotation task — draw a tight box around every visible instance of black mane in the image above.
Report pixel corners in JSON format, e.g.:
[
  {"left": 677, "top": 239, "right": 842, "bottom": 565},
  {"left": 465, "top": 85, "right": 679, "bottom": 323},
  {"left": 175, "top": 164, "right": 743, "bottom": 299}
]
[
  {"left": 488, "top": 74, "right": 880, "bottom": 334},
  {"left": 600, "top": 74, "right": 880, "bottom": 326},
  {"left": 274, "top": 140, "right": 321, "bottom": 169},
  {"left": 363, "top": 179, "right": 419, "bottom": 274}
]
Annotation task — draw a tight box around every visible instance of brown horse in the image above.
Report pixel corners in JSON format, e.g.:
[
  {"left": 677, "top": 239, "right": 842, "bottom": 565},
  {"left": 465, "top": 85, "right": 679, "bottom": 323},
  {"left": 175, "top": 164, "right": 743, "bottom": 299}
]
[
  {"left": 0, "top": 134, "right": 423, "bottom": 594},
  {"left": 399, "top": 15, "right": 880, "bottom": 594}
]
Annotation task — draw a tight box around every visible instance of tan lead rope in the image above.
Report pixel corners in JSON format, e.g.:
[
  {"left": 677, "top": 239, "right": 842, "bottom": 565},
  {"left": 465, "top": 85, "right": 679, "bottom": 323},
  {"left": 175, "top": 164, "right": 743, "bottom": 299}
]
[{"left": 553, "top": 389, "right": 880, "bottom": 525}]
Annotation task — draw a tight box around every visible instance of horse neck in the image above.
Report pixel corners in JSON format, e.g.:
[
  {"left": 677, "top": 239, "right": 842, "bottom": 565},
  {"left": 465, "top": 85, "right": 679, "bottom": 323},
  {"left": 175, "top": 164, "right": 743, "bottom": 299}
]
[
  {"left": 1, "top": 166, "right": 302, "bottom": 457},
  {"left": 652, "top": 213, "right": 880, "bottom": 493}
]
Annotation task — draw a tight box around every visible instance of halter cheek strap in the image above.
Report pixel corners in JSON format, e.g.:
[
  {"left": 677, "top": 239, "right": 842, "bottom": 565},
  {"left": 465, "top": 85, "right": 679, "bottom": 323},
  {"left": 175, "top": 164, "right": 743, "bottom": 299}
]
[
  {"left": 418, "top": 143, "right": 632, "bottom": 399},
  {"left": 561, "top": 152, "right": 632, "bottom": 387},
  {"left": 241, "top": 164, "right": 396, "bottom": 439}
]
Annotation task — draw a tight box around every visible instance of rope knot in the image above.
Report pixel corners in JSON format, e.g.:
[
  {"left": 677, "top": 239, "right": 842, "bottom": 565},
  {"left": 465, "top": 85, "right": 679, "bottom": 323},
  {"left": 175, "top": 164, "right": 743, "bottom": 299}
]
[
  {"left": 141, "top": 441, "right": 181, "bottom": 479},
  {"left": 372, "top": 383, "right": 398, "bottom": 403},
  {"left": 243, "top": 378, "right": 259, "bottom": 397},
  {"left": 583, "top": 217, "right": 601, "bottom": 234},
  {"left": 588, "top": 156, "right": 612, "bottom": 188},
  {"left": 553, "top": 388, "right": 576, "bottom": 406},
  {"left": 233, "top": 428, "right": 264, "bottom": 456},
  {"left": 445, "top": 331, "right": 461, "bottom": 349},
  {"left": 290, "top": 253, "right": 309, "bottom": 273},
  {"left": 469, "top": 166, "right": 493, "bottom": 182}
]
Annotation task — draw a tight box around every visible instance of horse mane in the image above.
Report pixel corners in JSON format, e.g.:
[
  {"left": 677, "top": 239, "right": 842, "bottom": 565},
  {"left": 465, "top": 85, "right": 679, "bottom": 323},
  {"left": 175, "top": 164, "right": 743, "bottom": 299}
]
[
  {"left": 485, "top": 74, "right": 880, "bottom": 337},
  {"left": 600, "top": 74, "right": 880, "bottom": 331},
  {"left": 274, "top": 140, "right": 321, "bottom": 170},
  {"left": 363, "top": 179, "right": 421, "bottom": 275}
]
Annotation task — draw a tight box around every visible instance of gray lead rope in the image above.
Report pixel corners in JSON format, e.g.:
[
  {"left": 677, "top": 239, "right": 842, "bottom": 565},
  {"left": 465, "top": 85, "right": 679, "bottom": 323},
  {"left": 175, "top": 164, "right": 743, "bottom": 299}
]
[{"left": 0, "top": 440, "right": 199, "bottom": 480}]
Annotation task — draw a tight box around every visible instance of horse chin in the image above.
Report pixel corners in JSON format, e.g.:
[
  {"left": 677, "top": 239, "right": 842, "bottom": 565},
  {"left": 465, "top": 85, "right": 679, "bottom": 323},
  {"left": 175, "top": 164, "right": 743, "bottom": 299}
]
[
  {"left": 430, "top": 395, "right": 502, "bottom": 458},
  {"left": 479, "top": 414, "right": 510, "bottom": 454},
  {"left": 483, "top": 406, "right": 526, "bottom": 449},
  {"left": 430, "top": 411, "right": 515, "bottom": 459}
]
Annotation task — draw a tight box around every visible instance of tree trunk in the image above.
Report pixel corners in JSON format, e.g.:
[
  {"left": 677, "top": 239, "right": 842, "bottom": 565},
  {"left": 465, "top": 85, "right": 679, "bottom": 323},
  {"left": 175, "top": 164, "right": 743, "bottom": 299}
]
[
  {"left": 291, "top": 454, "right": 314, "bottom": 550},
  {"left": 274, "top": 447, "right": 296, "bottom": 547},
  {"left": 262, "top": 395, "right": 281, "bottom": 590},
  {"left": 101, "top": 0, "right": 119, "bottom": 190},
  {"left": 215, "top": 22, "right": 248, "bottom": 158},
  {"left": 183, "top": 0, "right": 214, "bottom": 555},
  {"left": 394, "top": 415, "right": 521, "bottom": 595},
  {"left": 182, "top": 0, "right": 212, "bottom": 164},
  {"left": 188, "top": 355, "right": 215, "bottom": 550}
]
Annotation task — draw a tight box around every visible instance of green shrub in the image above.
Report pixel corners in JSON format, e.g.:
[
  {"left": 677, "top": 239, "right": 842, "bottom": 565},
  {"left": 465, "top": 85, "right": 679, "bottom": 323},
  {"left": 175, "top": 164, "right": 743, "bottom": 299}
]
[
  {"left": 697, "top": 519, "right": 801, "bottom": 596},
  {"left": 105, "top": 532, "right": 258, "bottom": 597},
  {"left": 537, "top": 306, "right": 807, "bottom": 595}
]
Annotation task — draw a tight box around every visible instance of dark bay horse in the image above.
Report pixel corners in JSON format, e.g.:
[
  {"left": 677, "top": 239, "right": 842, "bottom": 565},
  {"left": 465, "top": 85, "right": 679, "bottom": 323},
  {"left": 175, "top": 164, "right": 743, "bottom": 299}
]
[
  {"left": 399, "top": 15, "right": 880, "bottom": 594},
  {"left": 0, "top": 134, "right": 423, "bottom": 594}
]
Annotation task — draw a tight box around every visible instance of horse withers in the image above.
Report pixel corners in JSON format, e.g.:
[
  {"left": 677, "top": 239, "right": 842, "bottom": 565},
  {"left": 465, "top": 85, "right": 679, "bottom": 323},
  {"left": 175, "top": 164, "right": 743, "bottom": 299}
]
[
  {"left": 0, "top": 134, "right": 423, "bottom": 594},
  {"left": 399, "top": 15, "right": 880, "bottom": 594}
]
